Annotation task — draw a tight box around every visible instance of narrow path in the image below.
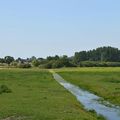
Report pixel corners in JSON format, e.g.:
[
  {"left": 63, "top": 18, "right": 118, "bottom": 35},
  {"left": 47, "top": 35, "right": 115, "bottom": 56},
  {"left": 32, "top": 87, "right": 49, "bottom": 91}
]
[{"left": 51, "top": 72, "right": 120, "bottom": 120}]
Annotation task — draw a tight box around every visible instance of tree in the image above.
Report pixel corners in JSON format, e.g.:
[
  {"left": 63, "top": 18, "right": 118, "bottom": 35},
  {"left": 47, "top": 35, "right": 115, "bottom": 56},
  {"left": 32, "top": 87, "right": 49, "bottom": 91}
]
[
  {"left": 4, "top": 56, "right": 14, "bottom": 65},
  {"left": 18, "top": 62, "right": 31, "bottom": 68},
  {"left": 74, "top": 46, "right": 120, "bottom": 66},
  {"left": 0, "top": 58, "right": 5, "bottom": 63},
  {"left": 32, "top": 59, "right": 40, "bottom": 67},
  {"left": 30, "top": 56, "right": 36, "bottom": 62},
  {"left": 74, "top": 51, "right": 87, "bottom": 64}
]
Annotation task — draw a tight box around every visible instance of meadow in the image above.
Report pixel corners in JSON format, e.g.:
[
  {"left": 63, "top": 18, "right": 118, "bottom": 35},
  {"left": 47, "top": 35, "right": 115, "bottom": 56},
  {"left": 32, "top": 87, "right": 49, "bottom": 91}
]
[
  {"left": 56, "top": 67, "right": 120, "bottom": 105},
  {"left": 0, "top": 69, "right": 102, "bottom": 120}
]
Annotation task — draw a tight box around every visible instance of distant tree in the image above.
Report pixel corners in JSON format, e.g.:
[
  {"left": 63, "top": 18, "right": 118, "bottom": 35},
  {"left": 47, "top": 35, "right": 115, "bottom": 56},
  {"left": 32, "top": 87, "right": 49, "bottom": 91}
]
[
  {"left": 30, "top": 56, "right": 36, "bottom": 62},
  {"left": 18, "top": 62, "right": 31, "bottom": 68},
  {"left": 0, "top": 58, "right": 5, "bottom": 63},
  {"left": 47, "top": 56, "right": 53, "bottom": 61},
  {"left": 16, "top": 57, "right": 29, "bottom": 64},
  {"left": 38, "top": 58, "right": 44, "bottom": 61},
  {"left": 10, "top": 61, "right": 18, "bottom": 67},
  {"left": 61, "top": 55, "right": 69, "bottom": 66},
  {"left": 74, "top": 46, "right": 120, "bottom": 66},
  {"left": 54, "top": 55, "right": 59, "bottom": 60},
  {"left": 1, "top": 46, "right": 120, "bottom": 68},
  {"left": 32, "top": 59, "right": 40, "bottom": 67},
  {"left": 52, "top": 60, "right": 63, "bottom": 68},
  {"left": 4, "top": 56, "right": 14, "bottom": 65},
  {"left": 47, "top": 55, "right": 59, "bottom": 61},
  {"left": 74, "top": 51, "right": 87, "bottom": 64}
]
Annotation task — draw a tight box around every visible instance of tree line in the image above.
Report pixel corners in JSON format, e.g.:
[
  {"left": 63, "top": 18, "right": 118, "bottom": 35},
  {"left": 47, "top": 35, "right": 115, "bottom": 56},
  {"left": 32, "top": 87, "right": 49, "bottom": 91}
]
[{"left": 0, "top": 46, "right": 120, "bottom": 68}]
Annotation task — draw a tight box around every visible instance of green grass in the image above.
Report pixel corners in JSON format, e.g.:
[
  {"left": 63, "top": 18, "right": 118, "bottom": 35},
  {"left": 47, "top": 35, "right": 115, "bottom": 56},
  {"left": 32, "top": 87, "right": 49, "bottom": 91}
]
[
  {"left": 56, "top": 67, "right": 120, "bottom": 105},
  {"left": 0, "top": 69, "right": 101, "bottom": 120}
]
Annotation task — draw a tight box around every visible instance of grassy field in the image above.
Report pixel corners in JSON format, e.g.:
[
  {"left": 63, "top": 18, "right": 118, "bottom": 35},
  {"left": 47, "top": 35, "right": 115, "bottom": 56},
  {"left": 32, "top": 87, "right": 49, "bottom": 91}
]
[
  {"left": 0, "top": 69, "right": 102, "bottom": 120},
  {"left": 56, "top": 67, "right": 120, "bottom": 106}
]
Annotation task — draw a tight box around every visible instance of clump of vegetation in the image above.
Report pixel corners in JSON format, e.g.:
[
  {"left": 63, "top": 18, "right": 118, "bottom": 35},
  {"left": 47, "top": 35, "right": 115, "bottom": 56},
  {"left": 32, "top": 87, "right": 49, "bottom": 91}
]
[
  {"left": 74, "top": 46, "right": 120, "bottom": 63},
  {"left": 0, "top": 46, "right": 120, "bottom": 68},
  {"left": 88, "top": 109, "right": 106, "bottom": 120},
  {"left": 39, "top": 55, "right": 75, "bottom": 69},
  {"left": 79, "top": 61, "right": 120, "bottom": 67},
  {"left": 97, "top": 115, "right": 106, "bottom": 120},
  {"left": 17, "top": 63, "right": 31, "bottom": 68},
  {"left": 0, "top": 85, "right": 12, "bottom": 94},
  {"left": 108, "top": 80, "right": 120, "bottom": 83}
]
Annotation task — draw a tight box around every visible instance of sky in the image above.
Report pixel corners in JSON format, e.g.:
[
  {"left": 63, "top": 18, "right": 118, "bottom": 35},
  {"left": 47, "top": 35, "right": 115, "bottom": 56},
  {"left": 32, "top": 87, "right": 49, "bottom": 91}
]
[{"left": 0, "top": 0, "right": 120, "bottom": 58}]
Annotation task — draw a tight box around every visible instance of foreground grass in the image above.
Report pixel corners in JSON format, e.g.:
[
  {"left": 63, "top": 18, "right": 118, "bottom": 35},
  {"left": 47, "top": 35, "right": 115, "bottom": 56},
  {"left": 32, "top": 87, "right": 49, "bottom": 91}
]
[
  {"left": 0, "top": 69, "right": 101, "bottom": 120},
  {"left": 56, "top": 67, "right": 120, "bottom": 105}
]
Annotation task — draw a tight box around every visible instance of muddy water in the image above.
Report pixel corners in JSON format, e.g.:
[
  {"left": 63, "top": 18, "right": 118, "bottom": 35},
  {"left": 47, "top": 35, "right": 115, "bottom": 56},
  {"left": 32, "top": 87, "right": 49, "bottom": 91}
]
[{"left": 53, "top": 73, "right": 120, "bottom": 120}]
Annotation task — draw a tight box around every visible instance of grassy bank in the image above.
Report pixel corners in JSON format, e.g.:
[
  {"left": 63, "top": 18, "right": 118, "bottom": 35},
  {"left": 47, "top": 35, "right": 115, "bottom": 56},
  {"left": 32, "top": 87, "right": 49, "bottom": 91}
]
[
  {"left": 56, "top": 67, "right": 120, "bottom": 105},
  {"left": 0, "top": 69, "right": 101, "bottom": 120}
]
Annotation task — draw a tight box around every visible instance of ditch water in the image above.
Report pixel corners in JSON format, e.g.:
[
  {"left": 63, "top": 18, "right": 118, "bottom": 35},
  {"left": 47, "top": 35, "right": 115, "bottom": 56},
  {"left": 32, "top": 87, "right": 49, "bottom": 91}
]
[{"left": 53, "top": 73, "right": 120, "bottom": 120}]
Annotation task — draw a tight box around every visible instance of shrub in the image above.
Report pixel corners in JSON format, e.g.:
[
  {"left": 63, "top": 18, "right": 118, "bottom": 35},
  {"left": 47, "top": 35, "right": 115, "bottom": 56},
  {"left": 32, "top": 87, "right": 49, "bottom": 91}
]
[
  {"left": 39, "top": 59, "right": 76, "bottom": 69},
  {"left": 43, "top": 62, "right": 53, "bottom": 69},
  {"left": 80, "top": 61, "right": 98, "bottom": 67},
  {"left": 39, "top": 61, "right": 53, "bottom": 69},
  {"left": 32, "top": 60, "right": 40, "bottom": 67},
  {"left": 0, "top": 85, "right": 12, "bottom": 94},
  {"left": 52, "top": 60, "right": 64, "bottom": 68},
  {"left": 10, "top": 61, "right": 18, "bottom": 67},
  {"left": 18, "top": 63, "right": 31, "bottom": 68},
  {"left": 79, "top": 61, "right": 120, "bottom": 67}
]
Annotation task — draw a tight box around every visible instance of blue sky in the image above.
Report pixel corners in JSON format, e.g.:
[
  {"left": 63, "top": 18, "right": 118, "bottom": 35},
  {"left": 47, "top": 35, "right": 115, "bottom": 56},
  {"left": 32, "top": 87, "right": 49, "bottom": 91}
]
[{"left": 0, "top": 0, "right": 120, "bottom": 58}]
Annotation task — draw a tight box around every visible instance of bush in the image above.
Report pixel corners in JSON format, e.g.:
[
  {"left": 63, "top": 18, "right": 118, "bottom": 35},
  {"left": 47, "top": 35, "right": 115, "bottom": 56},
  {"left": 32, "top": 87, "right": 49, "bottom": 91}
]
[
  {"left": 0, "top": 63, "right": 8, "bottom": 67},
  {"left": 32, "top": 60, "right": 40, "bottom": 67},
  {"left": 0, "top": 85, "right": 12, "bottom": 94},
  {"left": 79, "top": 61, "right": 120, "bottom": 67},
  {"left": 39, "top": 59, "right": 76, "bottom": 69},
  {"left": 39, "top": 61, "right": 53, "bottom": 69},
  {"left": 88, "top": 109, "right": 105, "bottom": 120},
  {"left": 18, "top": 63, "right": 31, "bottom": 68},
  {"left": 52, "top": 60, "right": 64, "bottom": 68},
  {"left": 80, "top": 61, "right": 98, "bottom": 67},
  {"left": 44, "top": 63, "right": 52, "bottom": 69},
  {"left": 10, "top": 61, "right": 18, "bottom": 67},
  {"left": 106, "top": 62, "right": 120, "bottom": 67}
]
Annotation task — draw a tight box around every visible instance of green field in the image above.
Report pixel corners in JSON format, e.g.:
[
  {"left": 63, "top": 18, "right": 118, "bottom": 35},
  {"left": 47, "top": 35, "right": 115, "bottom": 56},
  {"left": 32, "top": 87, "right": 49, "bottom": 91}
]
[
  {"left": 56, "top": 67, "right": 120, "bottom": 105},
  {"left": 0, "top": 69, "right": 102, "bottom": 120}
]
